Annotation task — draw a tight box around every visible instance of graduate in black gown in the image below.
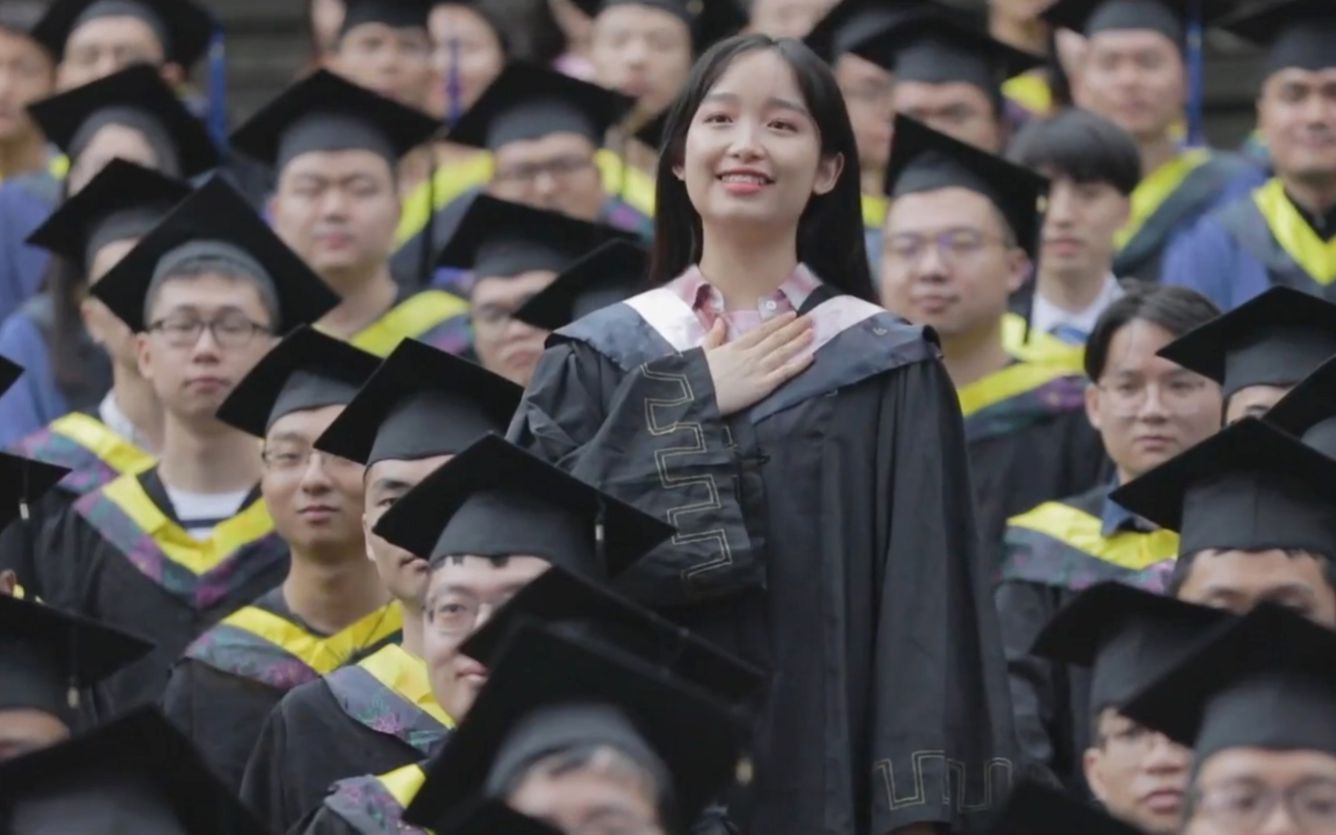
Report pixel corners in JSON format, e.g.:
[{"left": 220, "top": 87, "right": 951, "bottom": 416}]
[
  {"left": 879, "top": 113, "right": 1109, "bottom": 561},
  {"left": 509, "top": 35, "right": 1015, "bottom": 835},
  {"left": 1121, "top": 604, "right": 1336, "bottom": 835},
  {"left": 240, "top": 339, "right": 522, "bottom": 833},
  {"left": 402, "top": 621, "right": 753, "bottom": 835},
  {"left": 160, "top": 327, "right": 399, "bottom": 792},
  {"left": 0, "top": 707, "right": 267, "bottom": 835},
  {"left": 994, "top": 284, "right": 1224, "bottom": 792},
  {"left": 1155, "top": 286, "right": 1336, "bottom": 424},
  {"left": 229, "top": 69, "right": 473, "bottom": 358},
  {"left": 0, "top": 160, "right": 191, "bottom": 602},
  {"left": 0, "top": 592, "right": 151, "bottom": 761},
  {"left": 296, "top": 434, "right": 678, "bottom": 833},
  {"left": 1028, "top": 582, "right": 1226, "bottom": 831},
  {"left": 39, "top": 177, "right": 340, "bottom": 715}
]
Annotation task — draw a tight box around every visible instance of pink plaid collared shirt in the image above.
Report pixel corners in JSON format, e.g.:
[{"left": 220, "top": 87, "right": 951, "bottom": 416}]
[{"left": 669, "top": 264, "right": 823, "bottom": 342}]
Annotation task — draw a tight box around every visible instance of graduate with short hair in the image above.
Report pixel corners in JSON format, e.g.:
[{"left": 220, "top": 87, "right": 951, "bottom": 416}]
[
  {"left": 41, "top": 177, "right": 340, "bottom": 714},
  {"left": 1163, "top": 0, "right": 1336, "bottom": 307},
  {"left": 1044, "top": 0, "right": 1260, "bottom": 282},
  {"left": 160, "top": 327, "right": 400, "bottom": 792},
  {"left": 240, "top": 340, "right": 522, "bottom": 834},
  {"left": 880, "top": 114, "right": 1108, "bottom": 557}
]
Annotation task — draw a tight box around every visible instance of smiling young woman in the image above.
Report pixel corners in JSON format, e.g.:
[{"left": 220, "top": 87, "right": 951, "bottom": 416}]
[{"left": 509, "top": 33, "right": 1016, "bottom": 835}]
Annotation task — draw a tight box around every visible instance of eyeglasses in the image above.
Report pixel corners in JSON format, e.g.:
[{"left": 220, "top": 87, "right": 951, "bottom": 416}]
[
  {"left": 424, "top": 594, "right": 515, "bottom": 636},
  {"left": 147, "top": 315, "right": 272, "bottom": 349},
  {"left": 1190, "top": 778, "right": 1336, "bottom": 833},
  {"left": 261, "top": 445, "right": 361, "bottom": 475},
  {"left": 884, "top": 229, "right": 1009, "bottom": 266},
  {"left": 1096, "top": 375, "right": 1213, "bottom": 417},
  {"left": 493, "top": 154, "right": 596, "bottom": 185}
]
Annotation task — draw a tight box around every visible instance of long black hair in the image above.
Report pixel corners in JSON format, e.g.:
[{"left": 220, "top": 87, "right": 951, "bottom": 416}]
[{"left": 648, "top": 34, "right": 876, "bottom": 302}]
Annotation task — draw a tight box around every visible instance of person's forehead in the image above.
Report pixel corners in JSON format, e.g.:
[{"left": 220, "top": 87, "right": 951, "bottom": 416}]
[
  {"left": 1199, "top": 747, "right": 1336, "bottom": 783},
  {"left": 281, "top": 148, "right": 396, "bottom": 181},
  {"left": 66, "top": 13, "right": 163, "bottom": 47},
  {"left": 1087, "top": 27, "right": 1179, "bottom": 56},
  {"left": 495, "top": 131, "right": 597, "bottom": 161},
  {"left": 888, "top": 187, "right": 1001, "bottom": 228},
  {"left": 267, "top": 404, "right": 345, "bottom": 444}
]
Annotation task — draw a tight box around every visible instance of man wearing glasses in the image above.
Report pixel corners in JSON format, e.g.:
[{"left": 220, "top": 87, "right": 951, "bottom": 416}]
[
  {"left": 42, "top": 178, "right": 339, "bottom": 716},
  {"left": 879, "top": 115, "right": 1107, "bottom": 557},
  {"left": 1122, "top": 605, "right": 1336, "bottom": 835},
  {"left": 995, "top": 282, "right": 1223, "bottom": 793}
]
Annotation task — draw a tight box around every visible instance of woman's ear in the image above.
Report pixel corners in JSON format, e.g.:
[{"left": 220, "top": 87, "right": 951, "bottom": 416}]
[
  {"left": 672, "top": 161, "right": 686, "bottom": 181},
  {"left": 812, "top": 152, "right": 844, "bottom": 196}
]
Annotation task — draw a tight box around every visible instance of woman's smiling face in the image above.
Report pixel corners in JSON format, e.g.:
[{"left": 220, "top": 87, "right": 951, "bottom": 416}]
[{"left": 676, "top": 47, "right": 842, "bottom": 232}]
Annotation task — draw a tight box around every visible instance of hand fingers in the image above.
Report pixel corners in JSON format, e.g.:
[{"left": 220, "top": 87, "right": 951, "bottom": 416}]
[
  {"left": 760, "top": 326, "right": 813, "bottom": 372},
  {"left": 702, "top": 318, "right": 727, "bottom": 350},
  {"left": 767, "top": 348, "right": 815, "bottom": 385},
  {"left": 733, "top": 311, "right": 797, "bottom": 348},
  {"left": 755, "top": 314, "right": 813, "bottom": 357}
]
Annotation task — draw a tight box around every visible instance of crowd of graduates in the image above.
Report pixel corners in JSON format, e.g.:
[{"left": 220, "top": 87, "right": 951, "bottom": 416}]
[{"left": 0, "top": 0, "right": 1335, "bottom": 833}]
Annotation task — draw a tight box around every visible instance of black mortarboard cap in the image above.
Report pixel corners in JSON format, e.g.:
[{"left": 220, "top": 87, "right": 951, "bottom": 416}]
[
  {"left": 448, "top": 62, "right": 632, "bottom": 151},
  {"left": 0, "top": 451, "right": 72, "bottom": 530},
  {"left": 1031, "top": 581, "right": 1229, "bottom": 713},
  {"left": 25, "top": 159, "right": 189, "bottom": 270},
  {"left": 1122, "top": 603, "right": 1336, "bottom": 764},
  {"left": 803, "top": 0, "right": 926, "bottom": 62},
  {"left": 433, "top": 798, "right": 560, "bottom": 835},
  {"left": 92, "top": 176, "right": 341, "bottom": 333},
  {"left": 214, "top": 326, "right": 381, "bottom": 438},
  {"left": 514, "top": 240, "right": 649, "bottom": 331},
  {"left": 1218, "top": 0, "right": 1336, "bottom": 76},
  {"left": 372, "top": 434, "right": 675, "bottom": 578},
  {"left": 853, "top": 8, "right": 1043, "bottom": 96},
  {"left": 1042, "top": 0, "right": 1235, "bottom": 42},
  {"left": 339, "top": 0, "right": 429, "bottom": 35},
  {"left": 26, "top": 64, "right": 218, "bottom": 178},
  {"left": 568, "top": 0, "right": 746, "bottom": 50},
  {"left": 0, "top": 595, "right": 152, "bottom": 723},
  {"left": 31, "top": 0, "right": 214, "bottom": 68},
  {"left": 314, "top": 339, "right": 522, "bottom": 466},
  {"left": 401, "top": 621, "right": 750, "bottom": 832},
  {"left": 885, "top": 114, "right": 1049, "bottom": 258},
  {"left": 1266, "top": 354, "right": 1336, "bottom": 458},
  {"left": 460, "top": 567, "right": 768, "bottom": 705},
  {"left": 0, "top": 707, "right": 270, "bottom": 834},
  {"left": 435, "top": 194, "right": 637, "bottom": 279},
  {"left": 989, "top": 780, "right": 1144, "bottom": 835},
  {"left": 231, "top": 70, "right": 440, "bottom": 172},
  {"left": 1110, "top": 417, "right": 1336, "bottom": 557},
  {"left": 1156, "top": 287, "right": 1336, "bottom": 401}
]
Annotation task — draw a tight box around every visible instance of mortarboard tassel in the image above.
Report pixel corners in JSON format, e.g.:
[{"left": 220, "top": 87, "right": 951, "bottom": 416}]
[
  {"left": 1185, "top": 0, "right": 1204, "bottom": 147},
  {"left": 19, "top": 462, "right": 28, "bottom": 522},
  {"left": 207, "top": 24, "right": 229, "bottom": 155},
  {"left": 67, "top": 617, "right": 80, "bottom": 711}
]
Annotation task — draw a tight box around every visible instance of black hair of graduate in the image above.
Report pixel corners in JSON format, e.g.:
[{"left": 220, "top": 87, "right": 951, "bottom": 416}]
[
  {"left": 1007, "top": 107, "right": 1142, "bottom": 197},
  {"left": 648, "top": 33, "right": 876, "bottom": 302},
  {"left": 1083, "top": 281, "right": 1221, "bottom": 381}
]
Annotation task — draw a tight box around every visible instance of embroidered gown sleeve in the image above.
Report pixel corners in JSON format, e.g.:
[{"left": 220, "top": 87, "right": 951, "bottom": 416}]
[
  {"left": 869, "top": 359, "right": 1018, "bottom": 833},
  {"left": 510, "top": 342, "right": 760, "bottom": 605}
]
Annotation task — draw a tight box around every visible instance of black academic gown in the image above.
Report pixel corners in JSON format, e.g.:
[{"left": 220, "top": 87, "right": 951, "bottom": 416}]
[
  {"left": 161, "top": 588, "right": 402, "bottom": 792},
  {"left": 0, "top": 410, "right": 154, "bottom": 602},
  {"left": 958, "top": 358, "right": 1111, "bottom": 565},
  {"left": 241, "top": 642, "right": 450, "bottom": 833},
  {"left": 509, "top": 284, "right": 1016, "bottom": 834},
  {"left": 40, "top": 467, "right": 290, "bottom": 714},
  {"left": 993, "top": 486, "right": 1178, "bottom": 791}
]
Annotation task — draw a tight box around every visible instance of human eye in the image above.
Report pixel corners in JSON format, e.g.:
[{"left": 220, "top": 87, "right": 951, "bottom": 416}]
[
  {"left": 161, "top": 317, "right": 200, "bottom": 336},
  {"left": 215, "top": 315, "right": 255, "bottom": 336},
  {"left": 886, "top": 235, "right": 923, "bottom": 260}
]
